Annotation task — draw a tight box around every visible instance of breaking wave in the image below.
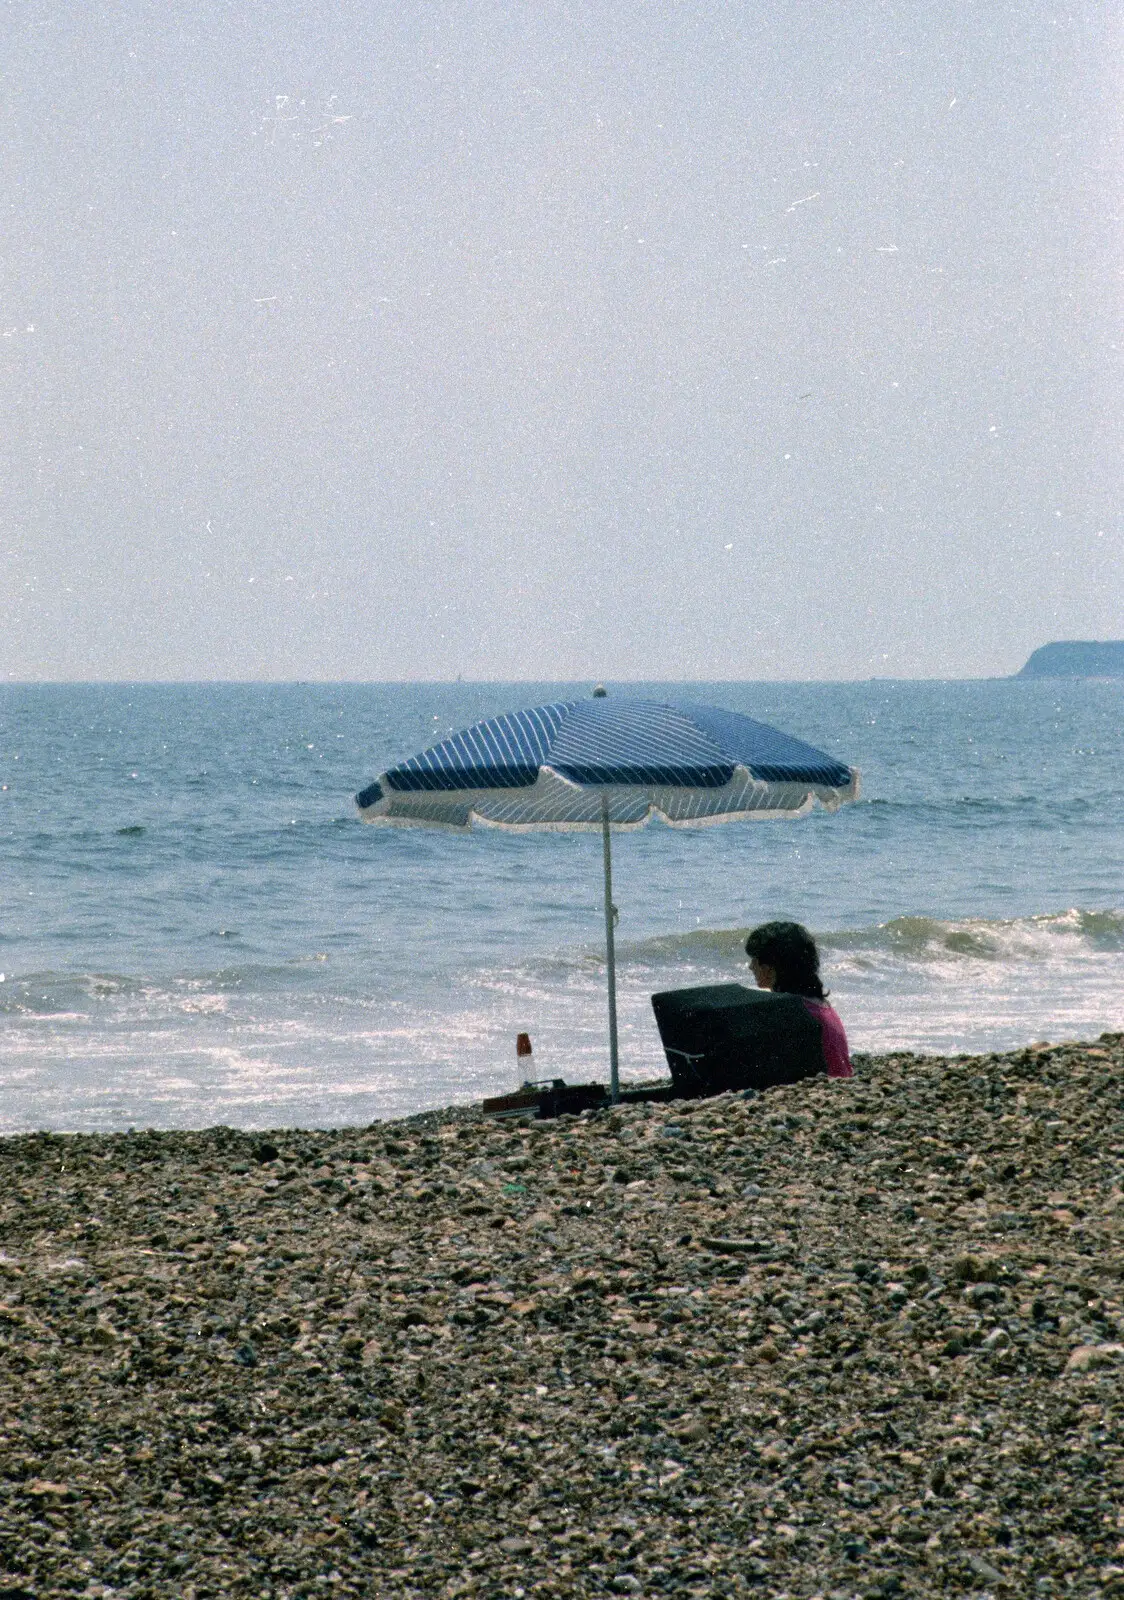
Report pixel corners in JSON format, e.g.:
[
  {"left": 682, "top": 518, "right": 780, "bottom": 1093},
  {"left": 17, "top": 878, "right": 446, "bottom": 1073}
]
[
  {"left": 0, "top": 958, "right": 333, "bottom": 1020},
  {"left": 611, "top": 907, "right": 1124, "bottom": 971},
  {"left": 822, "top": 907, "right": 1124, "bottom": 963}
]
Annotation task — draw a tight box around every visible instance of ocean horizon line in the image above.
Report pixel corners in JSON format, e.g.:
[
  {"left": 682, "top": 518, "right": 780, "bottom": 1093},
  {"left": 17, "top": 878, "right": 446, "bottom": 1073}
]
[{"left": 0, "top": 673, "right": 1059, "bottom": 688}]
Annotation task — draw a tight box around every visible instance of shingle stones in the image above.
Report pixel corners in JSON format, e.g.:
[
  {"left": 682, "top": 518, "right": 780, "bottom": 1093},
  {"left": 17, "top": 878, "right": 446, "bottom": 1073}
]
[{"left": 0, "top": 1034, "right": 1121, "bottom": 1597}]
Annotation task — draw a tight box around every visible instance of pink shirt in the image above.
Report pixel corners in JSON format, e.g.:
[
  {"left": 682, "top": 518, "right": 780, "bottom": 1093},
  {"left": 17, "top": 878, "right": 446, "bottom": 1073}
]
[{"left": 802, "top": 999, "right": 853, "bottom": 1078}]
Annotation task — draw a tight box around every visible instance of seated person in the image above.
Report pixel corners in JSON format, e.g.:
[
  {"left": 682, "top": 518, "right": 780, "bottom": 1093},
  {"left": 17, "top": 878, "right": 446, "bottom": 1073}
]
[{"left": 745, "top": 920, "right": 852, "bottom": 1079}]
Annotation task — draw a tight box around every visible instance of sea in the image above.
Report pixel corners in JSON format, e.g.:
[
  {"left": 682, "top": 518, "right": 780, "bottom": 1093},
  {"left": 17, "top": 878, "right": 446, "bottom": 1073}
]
[{"left": 1, "top": 680, "right": 1121, "bottom": 1134}]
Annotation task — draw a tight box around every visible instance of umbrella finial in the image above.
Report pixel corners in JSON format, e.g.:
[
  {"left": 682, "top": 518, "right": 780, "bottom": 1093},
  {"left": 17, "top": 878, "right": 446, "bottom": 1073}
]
[{"left": 592, "top": 683, "right": 607, "bottom": 698}]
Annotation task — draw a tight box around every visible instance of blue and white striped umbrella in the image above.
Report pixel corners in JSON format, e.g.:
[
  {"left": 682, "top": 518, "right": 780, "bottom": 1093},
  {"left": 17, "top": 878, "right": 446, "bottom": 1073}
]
[
  {"left": 355, "top": 695, "right": 858, "bottom": 1100},
  {"left": 356, "top": 697, "right": 857, "bottom": 830}
]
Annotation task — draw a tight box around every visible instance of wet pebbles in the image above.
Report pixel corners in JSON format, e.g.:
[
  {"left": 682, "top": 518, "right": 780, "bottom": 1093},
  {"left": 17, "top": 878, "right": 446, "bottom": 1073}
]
[{"left": 1, "top": 1036, "right": 1122, "bottom": 1598}]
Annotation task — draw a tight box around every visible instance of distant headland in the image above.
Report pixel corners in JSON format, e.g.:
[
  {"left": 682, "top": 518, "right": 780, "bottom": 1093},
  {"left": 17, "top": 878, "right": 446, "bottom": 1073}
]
[{"left": 1017, "top": 640, "right": 1124, "bottom": 677}]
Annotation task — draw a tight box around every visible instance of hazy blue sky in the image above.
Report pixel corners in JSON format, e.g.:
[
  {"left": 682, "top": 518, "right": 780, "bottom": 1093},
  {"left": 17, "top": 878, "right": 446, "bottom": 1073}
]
[{"left": 2, "top": 0, "right": 1120, "bottom": 680}]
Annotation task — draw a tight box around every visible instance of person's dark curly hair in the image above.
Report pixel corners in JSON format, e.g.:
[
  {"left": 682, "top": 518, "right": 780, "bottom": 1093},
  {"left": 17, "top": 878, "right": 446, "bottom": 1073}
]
[{"left": 744, "top": 920, "right": 827, "bottom": 1000}]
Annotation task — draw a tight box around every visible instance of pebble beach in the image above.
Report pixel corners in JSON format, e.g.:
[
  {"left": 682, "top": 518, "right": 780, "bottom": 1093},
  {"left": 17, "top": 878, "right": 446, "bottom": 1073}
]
[{"left": 2, "top": 1039, "right": 1122, "bottom": 1600}]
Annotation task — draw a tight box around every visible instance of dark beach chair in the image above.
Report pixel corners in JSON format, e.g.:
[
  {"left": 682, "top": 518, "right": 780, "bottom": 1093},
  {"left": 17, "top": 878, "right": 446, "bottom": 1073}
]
[{"left": 651, "top": 983, "right": 826, "bottom": 1096}]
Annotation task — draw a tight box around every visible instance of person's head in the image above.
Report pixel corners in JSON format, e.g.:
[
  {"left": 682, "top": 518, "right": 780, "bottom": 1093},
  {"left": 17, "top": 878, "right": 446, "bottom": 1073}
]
[{"left": 744, "top": 920, "right": 826, "bottom": 999}]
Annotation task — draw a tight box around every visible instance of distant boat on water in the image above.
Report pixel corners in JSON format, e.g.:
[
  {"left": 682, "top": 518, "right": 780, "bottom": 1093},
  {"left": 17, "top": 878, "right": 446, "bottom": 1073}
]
[{"left": 1016, "top": 641, "right": 1124, "bottom": 678}]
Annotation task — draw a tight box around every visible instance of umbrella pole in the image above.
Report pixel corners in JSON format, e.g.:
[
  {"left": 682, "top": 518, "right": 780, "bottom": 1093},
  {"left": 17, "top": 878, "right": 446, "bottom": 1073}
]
[{"left": 600, "top": 794, "right": 620, "bottom": 1104}]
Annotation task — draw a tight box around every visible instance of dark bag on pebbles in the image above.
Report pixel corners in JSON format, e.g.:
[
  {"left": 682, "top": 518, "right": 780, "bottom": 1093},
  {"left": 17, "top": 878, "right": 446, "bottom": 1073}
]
[
  {"left": 651, "top": 983, "right": 826, "bottom": 1096},
  {"left": 483, "top": 1079, "right": 609, "bottom": 1119}
]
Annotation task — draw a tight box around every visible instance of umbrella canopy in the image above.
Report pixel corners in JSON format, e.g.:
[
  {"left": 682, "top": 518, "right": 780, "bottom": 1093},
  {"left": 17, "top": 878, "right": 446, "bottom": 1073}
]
[
  {"left": 356, "top": 696, "right": 858, "bottom": 1100},
  {"left": 356, "top": 697, "right": 857, "bottom": 829}
]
